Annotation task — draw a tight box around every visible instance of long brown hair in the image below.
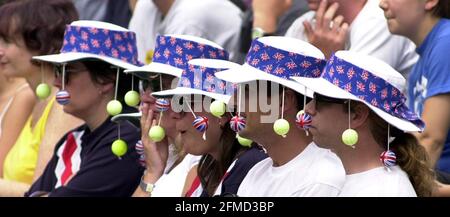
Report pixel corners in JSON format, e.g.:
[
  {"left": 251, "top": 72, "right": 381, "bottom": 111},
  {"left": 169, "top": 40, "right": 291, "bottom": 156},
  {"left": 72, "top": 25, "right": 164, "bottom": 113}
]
[
  {"left": 368, "top": 111, "right": 436, "bottom": 197},
  {"left": 197, "top": 113, "right": 245, "bottom": 196},
  {"left": 432, "top": 0, "right": 450, "bottom": 18}
]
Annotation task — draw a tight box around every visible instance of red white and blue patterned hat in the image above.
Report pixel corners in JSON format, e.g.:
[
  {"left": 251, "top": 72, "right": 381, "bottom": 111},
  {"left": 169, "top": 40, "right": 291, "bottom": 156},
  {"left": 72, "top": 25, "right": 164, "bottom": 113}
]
[
  {"left": 152, "top": 59, "right": 240, "bottom": 103},
  {"left": 291, "top": 51, "right": 424, "bottom": 132},
  {"left": 215, "top": 36, "right": 326, "bottom": 96},
  {"left": 125, "top": 34, "right": 228, "bottom": 79},
  {"left": 33, "top": 20, "right": 142, "bottom": 69}
]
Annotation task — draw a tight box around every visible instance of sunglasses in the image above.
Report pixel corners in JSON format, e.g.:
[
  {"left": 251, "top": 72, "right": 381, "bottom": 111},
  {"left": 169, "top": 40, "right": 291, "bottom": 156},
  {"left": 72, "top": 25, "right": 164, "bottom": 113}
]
[
  {"left": 53, "top": 63, "right": 87, "bottom": 85},
  {"left": 313, "top": 93, "right": 348, "bottom": 108}
]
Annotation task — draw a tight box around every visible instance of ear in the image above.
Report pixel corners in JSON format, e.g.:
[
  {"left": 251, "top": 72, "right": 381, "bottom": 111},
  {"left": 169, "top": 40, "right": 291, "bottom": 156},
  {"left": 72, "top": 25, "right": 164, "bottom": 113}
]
[
  {"left": 98, "top": 82, "right": 114, "bottom": 95},
  {"left": 351, "top": 102, "right": 370, "bottom": 129},
  {"left": 282, "top": 89, "right": 298, "bottom": 114},
  {"left": 424, "top": 0, "right": 439, "bottom": 11}
]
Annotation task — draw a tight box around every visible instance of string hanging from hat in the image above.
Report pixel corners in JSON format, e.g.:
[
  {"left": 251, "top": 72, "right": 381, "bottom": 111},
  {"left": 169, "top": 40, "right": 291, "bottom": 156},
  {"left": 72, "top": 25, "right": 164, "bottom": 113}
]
[
  {"left": 158, "top": 75, "right": 163, "bottom": 126},
  {"left": 114, "top": 68, "right": 119, "bottom": 101},
  {"left": 303, "top": 86, "right": 309, "bottom": 136},
  {"left": 185, "top": 95, "right": 208, "bottom": 140},
  {"left": 36, "top": 63, "right": 51, "bottom": 100}
]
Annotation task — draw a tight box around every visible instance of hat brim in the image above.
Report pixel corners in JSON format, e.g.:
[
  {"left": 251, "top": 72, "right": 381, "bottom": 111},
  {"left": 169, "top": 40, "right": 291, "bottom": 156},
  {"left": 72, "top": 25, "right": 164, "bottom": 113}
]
[
  {"left": 291, "top": 76, "right": 421, "bottom": 132},
  {"left": 215, "top": 63, "right": 313, "bottom": 97},
  {"left": 152, "top": 87, "right": 231, "bottom": 104},
  {"left": 33, "top": 52, "right": 140, "bottom": 70},
  {"left": 111, "top": 112, "right": 141, "bottom": 128},
  {"left": 124, "top": 62, "right": 183, "bottom": 80}
]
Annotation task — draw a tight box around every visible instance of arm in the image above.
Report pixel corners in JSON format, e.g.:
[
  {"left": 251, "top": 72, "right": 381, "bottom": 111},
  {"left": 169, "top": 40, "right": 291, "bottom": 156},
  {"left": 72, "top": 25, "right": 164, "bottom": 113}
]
[
  {"left": 32, "top": 103, "right": 83, "bottom": 182},
  {"left": 433, "top": 181, "right": 450, "bottom": 197},
  {"left": 252, "top": 0, "right": 292, "bottom": 34},
  {"left": 0, "top": 86, "right": 35, "bottom": 176},
  {"left": 414, "top": 94, "right": 450, "bottom": 168},
  {"left": 133, "top": 104, "right": 168, "bottom": 197},
  {"left": 0, "top": 178, "right": 30, "bottom": 196}
]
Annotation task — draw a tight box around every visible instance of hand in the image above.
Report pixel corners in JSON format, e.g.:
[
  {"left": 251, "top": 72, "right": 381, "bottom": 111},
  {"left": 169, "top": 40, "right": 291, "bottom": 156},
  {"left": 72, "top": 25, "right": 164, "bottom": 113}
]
[
  {"left": 252, "top": 0, "right": 292, "bottom": 33},
  {"left": 140, "top": 103, "right": 168, "bottom": 177},
  {"left": 303, "top": 0, "right": 349, "bottom": 59}
]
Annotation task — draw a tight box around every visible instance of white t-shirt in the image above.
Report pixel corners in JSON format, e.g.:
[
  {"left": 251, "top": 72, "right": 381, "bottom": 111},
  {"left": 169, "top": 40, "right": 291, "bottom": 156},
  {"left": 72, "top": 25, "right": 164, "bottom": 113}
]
[
  {"left": 285, "top": 0, "right": 418, "bottom": 78},
  {"left": 129, "top": 0, "right": 242, "bottom": 63},
  {"left": 151, "top": 154, "right": 201, "bottom": 197},
  {"left": 237, "top": 143, "right": 345, "bottom": 197},
  {"left": 339, "top": 166, "right": 417, "bottom": 197}
]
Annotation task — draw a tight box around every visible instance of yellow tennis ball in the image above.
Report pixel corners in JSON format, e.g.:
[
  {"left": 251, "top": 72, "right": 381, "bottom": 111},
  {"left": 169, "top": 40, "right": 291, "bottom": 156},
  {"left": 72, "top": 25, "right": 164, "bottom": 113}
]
[
  {"left": 124, "top": 90, "right": 140, "bottom": 107},
  {"left": 237, "top": 134, "right": 253, "bottom": 147},
  {"left": 210, "top": 101, "right": 226, "bottom": 118},
  {"left": 107, "top": 100, "right": 123, "bottom": 116},
  {"left": 149, "top": 125, "right": 165, "bottom": 142},
  {"left": 342, "top": 129, "right": 358, "bottom": 146},
  {"left": 36, "top": 83, "right": 51, "bottom": 100},
  {"left": 111, "top": 139, "right": 127, "bottom": 157},
  {"left": 273, "top": 119, "right": 290, "bottom": 137}
]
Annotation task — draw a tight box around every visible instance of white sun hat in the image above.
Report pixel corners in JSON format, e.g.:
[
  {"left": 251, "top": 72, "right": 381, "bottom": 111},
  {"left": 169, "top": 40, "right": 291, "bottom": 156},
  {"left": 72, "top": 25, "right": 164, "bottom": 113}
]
[
  {"left": 124, "top": 34, "right": 228, "bottom": 79},
  {"left": 32, "top": 20, "right": 142, "bottom": 69},
  {"left": 152, "top": 59, "right": 240, "bottom": 103},
  {"left": 291, "top": 50, "right": 424, "bottom": 132},
  {"left": 215, "top": 36, "right": 327, "bottom": 96}
]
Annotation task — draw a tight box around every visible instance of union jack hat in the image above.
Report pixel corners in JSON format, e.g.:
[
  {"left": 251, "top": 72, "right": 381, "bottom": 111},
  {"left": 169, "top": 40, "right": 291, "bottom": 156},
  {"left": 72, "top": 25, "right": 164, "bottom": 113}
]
[
  {"left": 291, "top": 51, "right": 424, "bottom": 132},
  {"left": 215, "top": 36, "right": 327, "bottom": 96},
  {"left": 32, "top": 20, "right": 142, "bottom": 69},
  {"left": 152, "top": 59, "right": 240, "bottom": 103},
  {"left": 125, "top": 34, "right": 228, "bottom": 79}
]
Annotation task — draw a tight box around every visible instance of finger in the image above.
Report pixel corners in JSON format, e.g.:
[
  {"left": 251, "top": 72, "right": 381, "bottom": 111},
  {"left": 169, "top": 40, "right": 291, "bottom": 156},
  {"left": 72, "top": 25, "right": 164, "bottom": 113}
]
[
  {"left": 140, "top": 103, "right": 149, "bottom": 130},
  {"left": 315, "top": 0, "right": 328, "bottom": 29},
  {"left": 303, "top": 21, "right": 314, "bottom": 41},
  {"left": 143, "top": 109, "right": 154, "bottom": 141},
  {"left": 322, "top": 2, "right": 339, "bottom": 30},
  {"left": 337, "top": 22, "right": 349, "bottom": 42},
  {"left": 332, "top": 15, "right": 344, "bottom": 32}
]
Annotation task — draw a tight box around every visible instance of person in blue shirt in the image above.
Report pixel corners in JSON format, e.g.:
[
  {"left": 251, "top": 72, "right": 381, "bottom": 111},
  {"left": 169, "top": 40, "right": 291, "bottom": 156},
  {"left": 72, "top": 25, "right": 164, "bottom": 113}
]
[{"left": 379, "top": 0, "right": 450, "bottom": 186}]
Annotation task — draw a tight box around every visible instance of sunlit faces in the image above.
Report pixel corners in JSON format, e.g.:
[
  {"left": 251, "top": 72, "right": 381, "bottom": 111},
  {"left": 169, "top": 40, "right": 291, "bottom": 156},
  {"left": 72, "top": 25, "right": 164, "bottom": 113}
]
[
  {"left": 379, "top": 0, "right": 426, "bottom": 37},
  {"left": 304, "top": 93, "right": 348, "bottom": 150},
  {"left": 0, "top": 36, "right": 38, "bottom": 78},
  {"left": 175, "top": 95, "right": 226, "bottom": 157}
]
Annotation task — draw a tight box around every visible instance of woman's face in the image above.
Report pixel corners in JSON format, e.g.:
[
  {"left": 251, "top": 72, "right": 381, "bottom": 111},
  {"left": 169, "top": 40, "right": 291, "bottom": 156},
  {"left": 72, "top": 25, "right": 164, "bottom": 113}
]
[
  {"left": 379, "top": 0, "right": 426, "bottom": 38},
  {"left": 140, "top": 74, "right": 180, "bottom": 142},
  {"left": 0, "top": 36, "right": 38, "bottom": 78},
  {"left": 176, "top": 96, "right": 225, "bottom": 159},
  {"left": 53, "top": 62, "right": 103, "bottom": 118}
]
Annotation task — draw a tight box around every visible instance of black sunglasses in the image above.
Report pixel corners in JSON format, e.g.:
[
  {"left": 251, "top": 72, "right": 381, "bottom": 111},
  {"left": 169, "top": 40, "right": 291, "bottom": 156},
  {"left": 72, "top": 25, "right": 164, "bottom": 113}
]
[
  {"left": 53, "top": 63, "right": 87, "bottom": 84},
  {"left": 313, "top": 93, "right": 348, "bottom": 105}
]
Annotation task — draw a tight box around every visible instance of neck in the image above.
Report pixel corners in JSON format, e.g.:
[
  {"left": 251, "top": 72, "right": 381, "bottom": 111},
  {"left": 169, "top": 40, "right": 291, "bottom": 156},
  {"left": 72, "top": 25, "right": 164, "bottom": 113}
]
[
  {"left": 153, "top": 0, "right": 174, "bottom": 16},
  {"left": 334, "top": 132, "right": 384, "bottom": 175},
  {"left": 339, "top": 0, "right": 367, "bottom": 25},
  {"left": 83, "top": 95, "right": 112, "bottom": 131},
  {"left": 256, "top": 127, "right": 312, "bottom": 166},
  {"left": 410, "top": 15, "right": 440, "bottom": 47}
]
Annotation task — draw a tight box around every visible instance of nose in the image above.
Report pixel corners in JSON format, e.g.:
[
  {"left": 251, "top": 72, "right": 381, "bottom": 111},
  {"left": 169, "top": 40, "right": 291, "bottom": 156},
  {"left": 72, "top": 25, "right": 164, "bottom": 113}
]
[
  {"left": 53, "top": 74, "right": 62, "bottom": 89},
  {"left": 379, "top": 0, "right": 388, "bottom": 11},
  {"left": 304, "top": 99, "right": 316, "bottom": 116}
]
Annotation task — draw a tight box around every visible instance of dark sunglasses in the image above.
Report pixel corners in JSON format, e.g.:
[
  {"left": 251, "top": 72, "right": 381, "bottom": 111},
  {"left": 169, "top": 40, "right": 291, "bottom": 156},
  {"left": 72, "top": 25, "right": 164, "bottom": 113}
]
[
  {"left": 313, "top": 93, "right": 348, "bottom": 105},
  {"left": 53, "top": 64, "right": 87, "bottom": 84},
  {"left": 139, "top": 78, "right": 161, "bottom": 93}
]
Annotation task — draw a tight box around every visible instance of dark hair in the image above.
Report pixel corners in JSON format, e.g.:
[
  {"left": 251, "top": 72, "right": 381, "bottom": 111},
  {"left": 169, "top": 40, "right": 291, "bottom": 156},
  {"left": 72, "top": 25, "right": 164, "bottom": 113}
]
[
  {"left": 432, "top": 0, "right": 450, "bottom": 18},
  {"left": 367, "top": 109, "right": 436, "bottom": 197},
  {"left": 0, "top": 0, "right": 78, "bottom": 58},
  {"left": 82, "top": 60, "right": 137, "bottom": 106},
  {"left": 197, "top": 114, "right": 246, "bottom": 196}
]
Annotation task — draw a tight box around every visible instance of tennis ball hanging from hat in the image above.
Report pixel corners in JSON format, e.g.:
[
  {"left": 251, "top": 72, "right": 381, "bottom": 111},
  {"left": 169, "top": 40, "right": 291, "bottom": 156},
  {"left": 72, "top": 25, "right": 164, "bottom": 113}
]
[
  {"left": 342, "top": 129, "right": 358, "bottom": 146},
  {"left": 274, "top": 119, "right": 290, "bottom": 137},
  {"left": 124, "top": 90, "right": 140, "bottom": 107},
  {"left": 237, "top": 134, "right": 253, "bottom": 147},
  {"left": 36, "top": 83, "right": 51, "bottom": 100},
  {"left": 111, "top": 139, "right": 127, "bottom": 158},
  {"left": 210, "top": 101, "right": 226, "bottom": 118},
  {"left": 107, "top": 100, "right": 123, "bottom": 116},
  {"left": 148, "top": 125, "right": 165, "bottom": 142},
  {"left": 56, "top": 90, "right": 71, "bottom": 105}
]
